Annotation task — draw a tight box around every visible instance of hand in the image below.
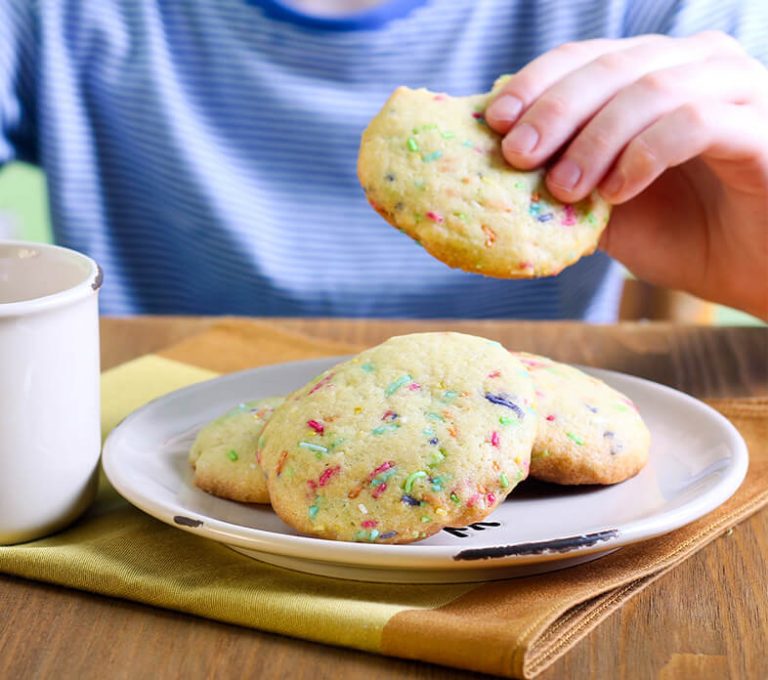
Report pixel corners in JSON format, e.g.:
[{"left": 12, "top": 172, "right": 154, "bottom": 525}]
[{"left": 485, "top": 32, "right": 768, "bottom": 319}]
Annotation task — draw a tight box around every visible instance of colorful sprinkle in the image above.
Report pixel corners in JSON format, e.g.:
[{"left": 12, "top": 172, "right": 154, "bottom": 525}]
[
  {"left": 308, "top": 504, "right": 319, "bottom": 520},
  {"left": 306, "top": 419, "right": 325, "bottom": 435},
  {"left": 361, "top": 362, "right": 375, "bottom": 373},
  {"left": 318, "top": 465, "right": 341, "bottom": 487},
  {"left": 407, "top": 137, "right": 419, "bottom": 152},
  {"left": 450, "top": 492, "right": 461, "bottom": 504},
  {"left": 429, "top": 449, "right": 446, "bottom": 466},
  {"left": 361, "top": 519, "right": 378, "bottom": 529},
  {"left": 563, "top": 204, "right": 577, "bottom": 226},
  {"left": 372, "top": 423, "right": 400, "bottom": 435},
  {"left": 358, "top": 503, "right": 368, "bottom": 514},
  {"left": 404, "top": 470, "right": 428, "bottom": 493},
  {"left": 426, "top": 211, "right": 444, "bottom": 223},
  {"left": 382, "top": 410, "right": 398, "bottom": 421},
  {"left": 490, "top": 431, "right": 500, "bottom": 448},
  {"left": 369, "top": 529, "right": 380, "bottom": 541},
  {"left": 442, "top": 390, "right": 458, "bottom": 401},
  {"left": 422, "top": 150, "right": 443, "bottom": 163},
  {"left": 481, "top": 224, "right": 497, "bottom": 247},
  {"left": 488, "top": 370, "right": 501, "bottom": 378},
  {"left": 537, "top": 213, "right": 554, "bottom": 222},
  {"left": 499, "top": 472, "right": 510, "bottom": 488},
  {"left": 227, "top": 449, "right": 239, "bottom": 462},
  {"left": 499, "top": 416, "right": 516, "bottom": 426},
  {"left": 485, "top": 393, "right": 525, "bottom": 419},
  {"left": 308, "top": 373, "right": 334, "bottom": 395},
  {"left": 370, "top": 461, "right": 396, "bottom": 479},
  {"left": 408, "top": 382, "right": 421, "bottom": 391},
  {"left": 299, "top": 441, "right": 328, "bottom": 455},
  {"left": 380, "top": 531, "right": 398, "bottom": 540},
  {"left": 567, "top": 432, "right": 584, "bottom": 446},
  {"left": 385, "top": 374, "right": 413, "bottom": 396},
  {"left": 401, "top": 494, "right": 420, "bottom": 506},
  {"left": 421, "top": 515, "right": 432, "bottom": 523},
  {"left": 371, "top": 468, "right": 397, "bottom": 486},
  {"left": 426, "top": 412, "right": 445, "bottom": 422},
  {"left": 486, "top": 493, "right": 496, "bottom": 505},
  {"left": 275, "top": 450, "right": 288, "bottom": 476},
  {"left": 372, "top": 483, "right": 388, "bottom": 499},
  {"left": 546, "top": 414, "right": 556, "bottom": 422},
  {"left": 428, "top": 437, "right": 439, "bottom": 446}
]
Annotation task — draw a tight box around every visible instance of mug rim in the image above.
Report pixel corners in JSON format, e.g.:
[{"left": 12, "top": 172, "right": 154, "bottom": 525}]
[{"left": 0, "top": 240, "right": 102, "bottom": 317}]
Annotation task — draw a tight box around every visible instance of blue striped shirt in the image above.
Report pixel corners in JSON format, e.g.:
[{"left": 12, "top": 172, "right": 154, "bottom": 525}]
[{"left": 1, "top": 0, "right": 766, "bottom": 318}]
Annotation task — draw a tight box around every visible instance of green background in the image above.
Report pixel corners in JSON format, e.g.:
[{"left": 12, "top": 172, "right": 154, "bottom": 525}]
[{"left": 0, "top": 161, "right": 760, "bottom": 324}]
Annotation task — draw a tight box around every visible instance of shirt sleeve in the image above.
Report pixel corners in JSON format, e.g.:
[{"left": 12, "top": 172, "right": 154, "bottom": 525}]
[
  {"left": 623, "top": 0, "right": 768, "bottom": 65},
  {"left": 0, "top": 0, "right": 39, "bottom": 166}
]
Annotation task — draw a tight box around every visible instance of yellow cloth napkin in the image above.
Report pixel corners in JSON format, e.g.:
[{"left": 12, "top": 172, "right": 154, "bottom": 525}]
[{"left": 1, "top": 319, "right": 766, "bottom": 679}]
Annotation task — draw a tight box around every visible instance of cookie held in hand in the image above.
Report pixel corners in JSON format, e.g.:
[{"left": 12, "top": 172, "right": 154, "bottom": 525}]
[
  {"left": 358, "top": 77, "right": 611, "bottom": 278},
  {"left": 258, "top": 332, "right": 537, "bottom": 543}
]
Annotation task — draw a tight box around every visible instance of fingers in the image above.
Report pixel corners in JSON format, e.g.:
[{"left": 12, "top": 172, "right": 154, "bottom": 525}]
[
  {"left": 486, "top": 34, "right": 663, "bottom": 133},
  {"left": 486, "top": 31, "right": 742, "bottom": 135},
  {"left": 546, "top": 56, "right": 768, "bottom": 202},
  {"left": 600, "top": 101, "right": 768, "bottom": 204},
  {"left": 489, "top": 32, "right": 745, "bottom": 174}
]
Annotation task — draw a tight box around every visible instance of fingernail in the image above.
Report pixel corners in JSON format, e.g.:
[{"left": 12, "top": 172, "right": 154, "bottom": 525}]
[
  {"left": 602, "top": 172, "right": 624, "bottom": 198},
  {"left": 504, "top": 123, "right": 539, "bottom": 154},
  {"left": 549, "top": 159, "right": 582, "bottom": 191},
  {"left": 487, "top": 95, "right": 523, "bottom": 124}
]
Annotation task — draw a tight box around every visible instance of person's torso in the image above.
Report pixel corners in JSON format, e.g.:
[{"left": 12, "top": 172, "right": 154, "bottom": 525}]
[{"left": 35, "top": 0, "right": 655, "bottom": 317}]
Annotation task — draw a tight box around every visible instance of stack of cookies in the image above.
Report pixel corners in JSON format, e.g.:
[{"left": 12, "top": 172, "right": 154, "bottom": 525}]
[{"left": 189, "top": 332, "right": 650, "bottom": 544}]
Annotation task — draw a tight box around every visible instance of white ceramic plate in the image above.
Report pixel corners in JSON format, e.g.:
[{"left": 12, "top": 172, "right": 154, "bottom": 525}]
[{"left": 102, "top": 357, "right": 748, "bottom": 584}]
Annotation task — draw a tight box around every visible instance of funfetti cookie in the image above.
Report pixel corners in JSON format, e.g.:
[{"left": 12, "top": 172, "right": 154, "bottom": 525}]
[
  {"left": 358, "top": 76, "right": 611, "bottom": 279},
  {"left": 513, "top": 352, "right": 650, "bottom": 485},
  {"left": 189, "top": 397, "right": 284, "bottom": 504},
  {"left": 258, "top": 332, "right": 537, "bottom": 544}
]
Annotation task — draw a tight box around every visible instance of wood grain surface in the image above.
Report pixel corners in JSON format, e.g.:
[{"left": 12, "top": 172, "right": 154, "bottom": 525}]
[{"left": 1, "top": 317, "right": 766, "bottom": 680}]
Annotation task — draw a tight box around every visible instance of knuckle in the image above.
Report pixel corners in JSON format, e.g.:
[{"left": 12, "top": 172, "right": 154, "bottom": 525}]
[
  {"left": 624, "top": 137, "right": 663, "bottom": 178},
  {"left": 580, "top": 127, "right": 617, "bottom": 156},
  {"left": 594, "top": 51, "right": 633, "bottom": 74},
  {"left": 677, "top": 102, "right": 708, "bottom": 130},
  {"left": 555, "top": 41, "right": 587, "bottom": 58},
  {"left": 536, "top": 93, "right": 570, "bottom": 121},
  {"left": 696, "top": 30, "right": 743, "bottom": 54},
  {"left": 637, "top": 71, "right": 676, "bottom": 96}
]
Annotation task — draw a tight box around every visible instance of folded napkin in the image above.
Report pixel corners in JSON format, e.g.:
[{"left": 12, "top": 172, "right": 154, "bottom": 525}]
[{"left": 1, "top": 319, "right": 766, "bottom": 679}]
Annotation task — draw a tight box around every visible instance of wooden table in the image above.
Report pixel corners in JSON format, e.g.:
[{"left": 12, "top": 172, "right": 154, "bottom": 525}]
[{"left": 2, "top": 317, "right": 766, "bottom": 679}]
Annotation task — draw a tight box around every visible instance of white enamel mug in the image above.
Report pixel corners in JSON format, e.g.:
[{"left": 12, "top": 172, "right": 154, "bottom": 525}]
[{"left": 0, "top": 241, "right": 102, "bottom": 544}]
